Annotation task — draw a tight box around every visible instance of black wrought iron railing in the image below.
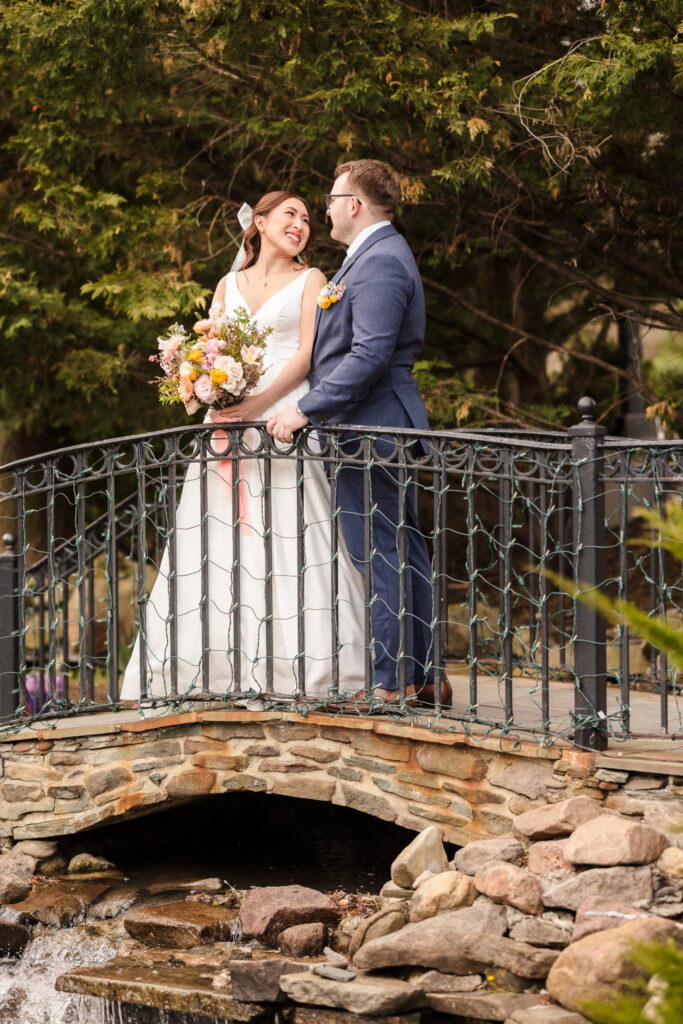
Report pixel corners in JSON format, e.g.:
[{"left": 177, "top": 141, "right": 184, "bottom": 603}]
[{"left": 1, "top": 397, "right": 682, "bottom": 749}]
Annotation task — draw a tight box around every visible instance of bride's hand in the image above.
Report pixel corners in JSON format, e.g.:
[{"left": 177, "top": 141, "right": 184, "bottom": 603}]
[{"left": 215, "top": 394, "right": 268, "bottom": 423}]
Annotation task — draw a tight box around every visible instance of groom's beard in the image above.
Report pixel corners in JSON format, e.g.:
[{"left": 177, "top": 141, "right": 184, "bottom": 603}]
[{"left": 328, "top": 214, "right": 353, "bottom": 247}]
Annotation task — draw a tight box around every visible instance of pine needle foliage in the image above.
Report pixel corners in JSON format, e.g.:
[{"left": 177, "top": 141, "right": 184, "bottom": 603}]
[
  {"left": 0, "top": 0, "right": 681, "bottom": 453},
  {"left": 583, "top": 940, "right": 683, "bottom": 1024}
]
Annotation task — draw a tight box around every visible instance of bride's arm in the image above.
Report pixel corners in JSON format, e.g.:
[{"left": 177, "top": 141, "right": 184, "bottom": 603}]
[
  {"left": 217, "top": 269, "right": 326, "bottom": 421},
  {"left": 210, "top": 275, "right": 227, "bottom": 312}
]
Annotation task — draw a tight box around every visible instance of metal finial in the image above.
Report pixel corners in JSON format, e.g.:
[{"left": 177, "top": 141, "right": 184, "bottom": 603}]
[
  {"left": 2, "top": 533, "right": 16, "bottom": 554},
  {"left": 577, "top": 397, "right": 596, "bottom": 423}
]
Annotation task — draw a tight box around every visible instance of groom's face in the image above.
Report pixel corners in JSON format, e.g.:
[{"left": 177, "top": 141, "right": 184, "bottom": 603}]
[{"left": 326, "top": 173, "right": 357, "bottom": 245}]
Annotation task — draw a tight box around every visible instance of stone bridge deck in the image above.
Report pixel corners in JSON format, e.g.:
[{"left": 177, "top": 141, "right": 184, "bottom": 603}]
[{"left": 2, "top": 698, "right": 683, "bottom": 847}]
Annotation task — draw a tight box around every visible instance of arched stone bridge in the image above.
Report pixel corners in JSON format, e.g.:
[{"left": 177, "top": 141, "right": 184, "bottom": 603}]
[{"left": 2, "top": 708, "right": 682, "bottom": 845}]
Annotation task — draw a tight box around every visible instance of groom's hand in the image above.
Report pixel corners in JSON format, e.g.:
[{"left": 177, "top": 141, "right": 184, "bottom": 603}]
[{"left": 267, "top": 406, "right": 309, "bottom": 443}]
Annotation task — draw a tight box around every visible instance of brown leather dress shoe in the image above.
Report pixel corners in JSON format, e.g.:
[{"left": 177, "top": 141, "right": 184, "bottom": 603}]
[{"left": 416, "top": 677, "right": 453, "bottom": 707}]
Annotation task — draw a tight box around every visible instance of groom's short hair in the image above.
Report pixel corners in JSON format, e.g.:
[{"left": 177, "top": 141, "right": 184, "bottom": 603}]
[{"left": 335, "top": 159, "right": 400, "bottom": 216}]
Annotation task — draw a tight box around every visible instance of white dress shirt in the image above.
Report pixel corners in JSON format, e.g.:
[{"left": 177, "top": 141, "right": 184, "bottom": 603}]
[{"left": 343, "top": 220, "right": 392, "bottom": 262}]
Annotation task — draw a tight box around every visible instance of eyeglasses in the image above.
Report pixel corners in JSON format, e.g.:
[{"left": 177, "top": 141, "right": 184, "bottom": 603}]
[{"left": 324, "top": 194, "right": 362, "bottom": 210}]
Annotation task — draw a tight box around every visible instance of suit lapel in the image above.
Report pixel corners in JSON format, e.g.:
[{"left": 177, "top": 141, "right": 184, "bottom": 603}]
[
  {"left": 332, "top": 223, "right": 397, "bottom": 284},
  {"left": 311, "top": 224, "right": 399, "bottom": 356}
]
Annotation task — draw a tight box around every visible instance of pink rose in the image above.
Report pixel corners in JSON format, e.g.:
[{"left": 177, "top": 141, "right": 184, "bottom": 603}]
[
  {"left": 159, "top": 338, "right": 181, "bottom": 360},
  {"left": 193, "top": 375, "right": 218, "bottom": 404}
]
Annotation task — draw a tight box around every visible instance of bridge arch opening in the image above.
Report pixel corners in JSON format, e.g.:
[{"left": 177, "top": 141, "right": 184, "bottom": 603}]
[{"left": 58, "top": 791, "right": 457, "bottom": 892}]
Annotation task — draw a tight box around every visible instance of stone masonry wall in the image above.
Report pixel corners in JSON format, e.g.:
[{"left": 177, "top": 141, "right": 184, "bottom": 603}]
[{"left": 1, "top": 710, "right": 682, "bottom": 845}]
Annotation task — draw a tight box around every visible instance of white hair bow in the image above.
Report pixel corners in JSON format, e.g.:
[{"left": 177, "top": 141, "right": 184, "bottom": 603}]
[{"left": 230, "top": 202, "right": 254, "bottom": 272}]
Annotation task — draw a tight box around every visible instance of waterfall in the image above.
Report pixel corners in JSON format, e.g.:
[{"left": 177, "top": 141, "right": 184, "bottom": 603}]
[{"left": 0, "top": 921, "right": 122, "bottom": 1024}]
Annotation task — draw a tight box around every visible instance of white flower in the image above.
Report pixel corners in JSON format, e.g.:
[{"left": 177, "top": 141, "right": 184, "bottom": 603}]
[{"left": 214, "top": 354, "right": 245, "bottom": 395}]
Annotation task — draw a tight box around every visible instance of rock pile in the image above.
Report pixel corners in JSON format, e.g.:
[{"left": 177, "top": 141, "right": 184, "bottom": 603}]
[
  {"left": 227, "top": 798, "right": 683, "bottom": 1021},
  {"left": 324, "top": 799, "right": 683, "bottom": 1021},
  {"left": 5, "top": 794, "right": 683, "bottom": 1023}
]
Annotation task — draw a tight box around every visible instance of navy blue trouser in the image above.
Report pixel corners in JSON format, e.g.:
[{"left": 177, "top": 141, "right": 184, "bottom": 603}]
[{"left": 334, "top": 434, "right": 435, "bottom": 691}]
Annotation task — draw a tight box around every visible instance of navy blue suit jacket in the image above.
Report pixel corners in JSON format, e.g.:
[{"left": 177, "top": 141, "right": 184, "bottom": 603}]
[{"left": 297, "top": 224, "right": 429, "bottom": 430}]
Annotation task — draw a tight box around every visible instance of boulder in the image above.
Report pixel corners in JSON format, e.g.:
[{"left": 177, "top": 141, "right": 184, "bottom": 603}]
[
  {"left": 68, "top": 852, "right": 117, "bottom": 873},
  {"left": 239, "top": 885, "right": 340, "bottom": 946},
  {"left": 0, "top": 920, "right": 30, "bottom": 957},
  {"left": 408, "top": 969, "right": 482, "bottom": 992},
  {"left": 564, "top": 816, "right": 669, "bottom": 867},
  {"left": 123, "top": 902, "right": 238, "bottom": 947},
  {"left": 229, "top": 959, "right": 307, "bottom": 1002},
  {"left": 279, "top": 970, "right": 425, "bottom": 1016},
  {"left": 527, "top": 840, "right": 572, "bottom": 877},
  {"left": 513, "top": 797, "right": 603, "bottom": 841},
  {"left": 546, "top": 917, "right": 683, "bottom": 1012},
  {"left": 390, "top": 825, "right": 449, "bottom": 888},
  {"left": 657, "top": 846, "right": 683, "bottom": 878},
  {"left": 278, "top": 923, "right": 326, "bottom": 957},
  {"left": 411, "top": 869, "right": 437, "bottom": 889},
  {"left": 409, "top": 870, "right": 475, "bottom": 923},
  {"left": 427, "top": 991, "right": 541, "bottom": 1020},
  {"left": 36, "top": 853, "right": 68, "bottom": 876},
  {"left": 474, "top": 862, "right": 543, "bottom": 915},
  {"left": 509, "top": 917, "right": 571, "bottom": 948},
  {"left": 379, "top": 881, "right": 413, "bottom": 900},
  {"left": 506, "top": 1007, "right": 590, "bottom": 1023},
  {"left": 571, "top": 896, "right": 652, "bottom": 943},
  {"left": 453, "top": 835, "right": 525, "bottom": 877},
  {"left": 542, "top": 865, "right": 653, "bottom": 911},
  {"left": 643, "top": 803, "right": 683, "bottom": 850},
  {"left": 0, "top": 852, "right": 35, "bottom": 905},
  {"left": 352, "top": 909, "right": 557, "bottom": 978},
  {"left": 348, "top": 906, "right": 406, "bottom": 956},
  {"left": 13, "top": 840, "right": 58, "bottom": 861}
]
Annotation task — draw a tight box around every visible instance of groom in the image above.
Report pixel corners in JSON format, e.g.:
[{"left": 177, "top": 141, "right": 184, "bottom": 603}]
[{"left": 267, "top": 159, "right": 447, "bottom": 705}]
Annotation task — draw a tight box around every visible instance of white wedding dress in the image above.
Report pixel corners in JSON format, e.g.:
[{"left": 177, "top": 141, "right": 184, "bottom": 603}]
[{"left": 120, "top": 268, "right": 367, "bottom": 701}]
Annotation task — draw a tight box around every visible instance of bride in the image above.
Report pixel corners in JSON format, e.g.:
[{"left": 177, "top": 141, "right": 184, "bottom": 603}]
[{"left": 120, "top": 191, "right": 367, "bottom": 701}]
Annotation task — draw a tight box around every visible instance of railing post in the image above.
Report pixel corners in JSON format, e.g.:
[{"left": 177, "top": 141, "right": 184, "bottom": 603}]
[
  {"left": 0, "top": 533, "right": 20, "bottom": 720},
  {"left": 569, "top": 397, "right": 607, "bottom": 751}
]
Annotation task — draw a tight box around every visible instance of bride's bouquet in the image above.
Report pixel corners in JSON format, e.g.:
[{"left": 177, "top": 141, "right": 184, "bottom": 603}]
[{"left": 151, "top": 305, "right": 271, "bottom": 415}]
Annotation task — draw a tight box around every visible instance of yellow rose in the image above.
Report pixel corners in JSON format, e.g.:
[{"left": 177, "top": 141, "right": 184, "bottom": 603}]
[
  {"left": 188, "top": 348, "right": 203, "bottom": 362},
  {"left": 330, "top": 295, "right": 338, "bottom": 303},
  {"left": 190, "top": 370, "right": 198, "bottom": 382},
  {"left": 211, "top": 368, "right": 227, "bottom": 385},
  {"left": 319, "top": 296, "right": 332, "bottom": 309}
]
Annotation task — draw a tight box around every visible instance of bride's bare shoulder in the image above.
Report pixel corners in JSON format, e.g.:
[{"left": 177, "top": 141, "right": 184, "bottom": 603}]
[
  {"left": 304, "top": 267, "right": 327, "bottom": 291},
  {"left": 212, "top": 273, "right": 229, "bottom": 308}
]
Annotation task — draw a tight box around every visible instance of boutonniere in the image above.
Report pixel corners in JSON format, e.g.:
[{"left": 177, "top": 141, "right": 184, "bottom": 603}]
[{"left": 317, "top": 280, "right": 346, "bottom": 310}]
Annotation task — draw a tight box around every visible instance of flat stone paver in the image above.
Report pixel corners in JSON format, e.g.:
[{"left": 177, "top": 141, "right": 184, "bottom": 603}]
[{"left": 2, "top": 672, "right": 682, "bottom": 759}]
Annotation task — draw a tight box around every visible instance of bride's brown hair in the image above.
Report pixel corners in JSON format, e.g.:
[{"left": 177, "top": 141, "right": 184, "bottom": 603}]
[{"left": 241, "top": 191, "right": 315, "bottom": 270}]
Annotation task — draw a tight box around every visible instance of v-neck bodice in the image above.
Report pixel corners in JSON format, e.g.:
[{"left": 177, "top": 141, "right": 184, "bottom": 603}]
[
  {"left": 209, "top": 267, "right": 315, "bottom": 415},
  {"left": 232, "top": 269, "right": 310, "bottom": 318}
]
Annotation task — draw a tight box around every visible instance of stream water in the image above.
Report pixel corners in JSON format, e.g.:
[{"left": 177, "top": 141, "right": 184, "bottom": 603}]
[{"left": 0, "top": 793, "right": 434, "bottom": 1024}]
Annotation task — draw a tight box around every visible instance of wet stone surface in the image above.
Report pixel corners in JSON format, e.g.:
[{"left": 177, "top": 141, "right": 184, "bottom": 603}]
[
  {"left": 6, "top": 876, "right": 113, "bottom": 926},
  {"left": 0, "top": 919, "right": 30, "bottom": 956},
  {"left": 123, "top": 901, "right": 240, "bottom": 948},
  {"left": 56, "top": 961, "right": 270, "bottom": 1021}
]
